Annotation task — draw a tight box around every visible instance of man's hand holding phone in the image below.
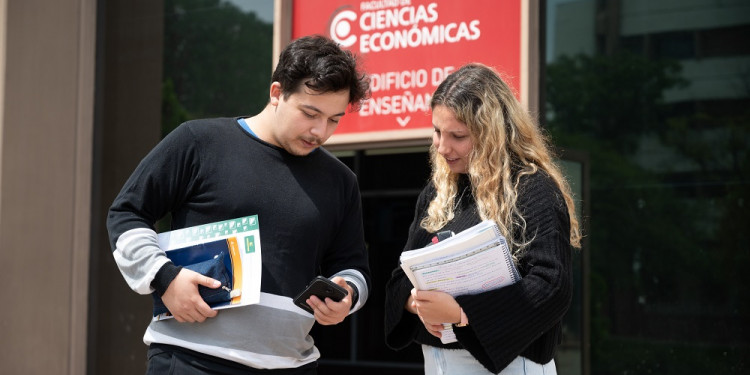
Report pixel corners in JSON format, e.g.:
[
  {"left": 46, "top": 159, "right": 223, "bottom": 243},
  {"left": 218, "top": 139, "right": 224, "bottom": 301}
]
[{"left": 293, "top": 276, "right": 352, "bottom": 325}]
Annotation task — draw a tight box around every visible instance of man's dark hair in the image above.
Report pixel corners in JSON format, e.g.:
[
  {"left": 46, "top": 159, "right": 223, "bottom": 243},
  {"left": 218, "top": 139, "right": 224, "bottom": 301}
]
[{"left": 272, "top": 35, "right": 370, "bottom": 111}]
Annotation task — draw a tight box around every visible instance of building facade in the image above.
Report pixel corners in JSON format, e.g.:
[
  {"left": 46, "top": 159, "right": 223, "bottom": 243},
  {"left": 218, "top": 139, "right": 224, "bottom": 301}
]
[{"left": 0, "top": 0, "right": 747, "bottom": 374}]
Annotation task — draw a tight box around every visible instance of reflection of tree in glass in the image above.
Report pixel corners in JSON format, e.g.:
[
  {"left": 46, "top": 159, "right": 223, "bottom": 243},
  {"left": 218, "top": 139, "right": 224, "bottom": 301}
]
[
  {"left": 546, "top": 51, "right": 685, "bottom": 153},
  {"left": 546, "top": 52, "right": 748, "bottom": 373},
  {"left": 162, "top": 0, "right": 273, "bottom": 137},
  {"left": 661, "top": 74, "right": 750, "bottom": 329}
]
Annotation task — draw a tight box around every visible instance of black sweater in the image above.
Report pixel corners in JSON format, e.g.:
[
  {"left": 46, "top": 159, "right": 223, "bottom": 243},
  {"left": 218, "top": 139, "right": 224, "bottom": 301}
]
[
  {"left": 384, "top": 172, "right": 573, "bottom": 373},
  {"left": 108, "top": 117, "right": 370, "bottom": 302},
  {"left": 106, "top": 117, "right": 371, "bottom": 368}
]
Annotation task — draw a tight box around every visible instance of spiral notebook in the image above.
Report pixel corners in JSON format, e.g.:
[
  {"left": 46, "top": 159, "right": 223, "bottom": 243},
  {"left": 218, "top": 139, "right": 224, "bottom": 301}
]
[{"left": 400, "top": 220, "right": 520, "bottom": 343}]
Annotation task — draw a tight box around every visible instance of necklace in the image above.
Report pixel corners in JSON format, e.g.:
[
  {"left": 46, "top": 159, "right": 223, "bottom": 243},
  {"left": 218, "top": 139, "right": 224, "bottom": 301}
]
[{"left": 454, "top": 184, "right": 471, "bottom": 211}]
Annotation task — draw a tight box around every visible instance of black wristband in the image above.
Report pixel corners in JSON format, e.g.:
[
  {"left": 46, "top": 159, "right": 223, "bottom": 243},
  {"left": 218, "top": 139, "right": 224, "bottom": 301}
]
[
  {"left": 150, "top": 262, "right": 182, "bottom": 296},
  {"left": 345, "top": 281, "right": 359, "bottom": 310}
]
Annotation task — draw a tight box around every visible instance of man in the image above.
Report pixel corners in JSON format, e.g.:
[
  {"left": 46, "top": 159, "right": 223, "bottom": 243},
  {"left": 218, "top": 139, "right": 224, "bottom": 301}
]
[{"left": 107, "top": 35, "right": 371, "bottom": 374}]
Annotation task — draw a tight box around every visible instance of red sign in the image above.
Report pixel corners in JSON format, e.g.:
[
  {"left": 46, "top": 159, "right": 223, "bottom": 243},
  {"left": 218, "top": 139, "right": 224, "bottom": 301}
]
[{"left": 292, "top": 0, "right": 522, "bottom": 142}]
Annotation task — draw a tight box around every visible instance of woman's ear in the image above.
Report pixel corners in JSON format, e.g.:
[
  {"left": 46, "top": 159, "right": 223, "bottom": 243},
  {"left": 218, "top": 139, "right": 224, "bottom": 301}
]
[{"left": 269, "top": 82, "right": 282, "bottom": 106}]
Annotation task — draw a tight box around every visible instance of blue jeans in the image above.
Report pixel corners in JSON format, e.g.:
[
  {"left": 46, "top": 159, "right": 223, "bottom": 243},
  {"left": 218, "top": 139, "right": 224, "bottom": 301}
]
[
  {"left": 146, "top": 344, "right": 317, "bottom": 375},
  {"left": 422, "top": 345, "right": 557, "bottom": 375}
]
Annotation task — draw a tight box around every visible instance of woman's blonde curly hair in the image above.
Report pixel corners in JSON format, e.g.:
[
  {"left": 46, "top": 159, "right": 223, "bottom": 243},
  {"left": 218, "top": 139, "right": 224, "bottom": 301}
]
[{"left": 422, "top": 63, "right": 581, "bottom": 255}]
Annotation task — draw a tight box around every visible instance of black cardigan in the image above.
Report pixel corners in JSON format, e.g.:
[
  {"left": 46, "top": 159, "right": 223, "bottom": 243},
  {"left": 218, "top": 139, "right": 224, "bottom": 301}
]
[{"left": 384, "top": 172, "right": 573, "bottom": 373}]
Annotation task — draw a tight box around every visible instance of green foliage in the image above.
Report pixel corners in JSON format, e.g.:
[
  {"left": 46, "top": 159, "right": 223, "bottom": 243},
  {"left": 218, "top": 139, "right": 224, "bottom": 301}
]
[
  {"left": 661, "top": 104, "right": 750, "bottom": 175},
  {"left": 162, "top": 79, "right": 192, "bottom": 137},
  {"left": 162, "top": 0, "right": 273, "bottom": 135},
  {"left": 546, "top": 51, "right": 749, "bottom": 372},
  {"left": 546, "top": 51, "right": 686, "bottom": 153}
]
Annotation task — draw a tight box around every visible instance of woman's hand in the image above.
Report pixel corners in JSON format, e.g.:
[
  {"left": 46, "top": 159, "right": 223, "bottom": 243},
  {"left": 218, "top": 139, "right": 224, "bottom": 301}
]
[
  {"left": 405, "top": 293, "right": 418, "bottom": 314},
  {"left": 410, "top": 288, "right": 462, "bottom": 338}
]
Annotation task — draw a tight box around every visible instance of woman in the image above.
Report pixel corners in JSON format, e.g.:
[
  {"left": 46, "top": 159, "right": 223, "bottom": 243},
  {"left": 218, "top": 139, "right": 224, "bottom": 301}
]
[{"left": 384, "top": 63, "right": 582, "bottom": 375}]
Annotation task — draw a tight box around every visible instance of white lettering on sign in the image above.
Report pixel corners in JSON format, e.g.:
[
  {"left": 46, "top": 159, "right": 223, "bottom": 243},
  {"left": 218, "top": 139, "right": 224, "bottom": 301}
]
[
  {"left": 360, "top": 0, "right": 407, "bottom": 11},
  {"left": 360, "top": 20, "right": 480, "bottom": 53},
  {"left": 327, "top": 2, "right": 482, "bottom": 54},
  {"left": 370, "top": 69, "right": 429, "bottom": 92},
  {"left": 359, "top": 4, "right": 438, "bottom": 31},
  {"left": 431, "top": 66, "right": 455, "bottom": 85},
  {"left": 360, "top": 91, "right": 432, "bottom": 117},
  {"left": 361, "top": 65, "right": 454, "bottom": 127}
]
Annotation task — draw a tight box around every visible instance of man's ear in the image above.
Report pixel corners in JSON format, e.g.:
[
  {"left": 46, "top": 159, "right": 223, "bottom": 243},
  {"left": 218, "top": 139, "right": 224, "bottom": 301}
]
[{"left": 269, "top": 82, "right": 282, "bottom": 106}]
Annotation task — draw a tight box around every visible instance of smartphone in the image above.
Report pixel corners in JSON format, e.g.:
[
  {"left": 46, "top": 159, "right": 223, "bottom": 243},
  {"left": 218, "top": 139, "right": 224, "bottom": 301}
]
[{"left": 293, "top": 276, "right": 348, "bottom": 314}]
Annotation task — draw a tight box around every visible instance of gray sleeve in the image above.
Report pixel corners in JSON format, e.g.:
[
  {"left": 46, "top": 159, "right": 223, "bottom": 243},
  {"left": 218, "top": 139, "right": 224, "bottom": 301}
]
[
  {"left": 113, "top": 227, "right": 170, "bottom": 295},
  {"left": 332, "top": 269, "right": 369, "bottom": 313}
]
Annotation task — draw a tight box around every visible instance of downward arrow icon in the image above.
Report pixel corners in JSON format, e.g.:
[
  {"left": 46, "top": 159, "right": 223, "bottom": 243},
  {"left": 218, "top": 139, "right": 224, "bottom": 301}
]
[{"left": 396, "top": 116, "right": 411, "bottom": 127}]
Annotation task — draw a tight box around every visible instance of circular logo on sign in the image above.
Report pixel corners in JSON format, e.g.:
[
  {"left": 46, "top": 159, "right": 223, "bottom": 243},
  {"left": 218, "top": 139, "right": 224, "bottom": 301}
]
[{"left": 328, "top": 7, "right": 357, "bottom": 48}]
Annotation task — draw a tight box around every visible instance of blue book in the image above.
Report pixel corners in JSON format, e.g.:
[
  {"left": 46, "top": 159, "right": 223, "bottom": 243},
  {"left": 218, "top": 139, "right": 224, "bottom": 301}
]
[{"left": 152, "top": 215, "right": 262, "bottom": 320}]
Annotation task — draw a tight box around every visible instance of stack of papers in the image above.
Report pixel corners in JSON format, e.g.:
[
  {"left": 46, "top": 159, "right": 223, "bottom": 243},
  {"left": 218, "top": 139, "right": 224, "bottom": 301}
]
[{"left": 400, "top": 220, "right": 520, "bottom": 343}]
